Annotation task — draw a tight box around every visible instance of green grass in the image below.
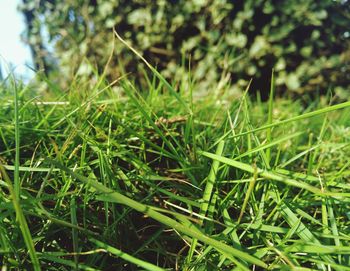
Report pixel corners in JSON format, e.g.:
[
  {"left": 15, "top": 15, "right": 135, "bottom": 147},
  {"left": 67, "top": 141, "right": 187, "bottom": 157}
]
[{"left": 0, "top": 71, "right": 349, "bottom": 271}]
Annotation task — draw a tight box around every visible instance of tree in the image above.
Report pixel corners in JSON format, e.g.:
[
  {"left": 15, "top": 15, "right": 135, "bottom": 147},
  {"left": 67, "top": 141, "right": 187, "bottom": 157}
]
[{"left": 21, "top": 0, "right": 350, "bottom": 97}]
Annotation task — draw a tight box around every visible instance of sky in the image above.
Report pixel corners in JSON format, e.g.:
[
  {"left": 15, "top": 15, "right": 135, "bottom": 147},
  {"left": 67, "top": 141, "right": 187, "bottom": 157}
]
[{"left": 0, "top": 0, "right": 34, "bottom": 80}]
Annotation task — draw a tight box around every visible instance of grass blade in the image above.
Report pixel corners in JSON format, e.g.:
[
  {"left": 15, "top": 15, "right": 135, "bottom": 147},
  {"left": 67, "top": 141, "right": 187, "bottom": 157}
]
[
  {"left": 187, "top": 140, "right": 225, "bottom": 264},
  {"left": 0, "top": 165, "right": 41, "bottom": 270},
  {"left": 199, "top": 151, "right": 323, "bottom": 195},
  {"left": 90, "top": 238, "right": 166, "bottom": 271},
  {"left": 266, "top": 69, "right": 275, "bottom": 165}
]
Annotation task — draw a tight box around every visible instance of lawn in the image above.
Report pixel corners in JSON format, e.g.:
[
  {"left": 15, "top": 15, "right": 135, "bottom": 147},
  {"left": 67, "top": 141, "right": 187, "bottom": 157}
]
[{"left": 0, "top": 70, "right": 350, "bottom": 270}]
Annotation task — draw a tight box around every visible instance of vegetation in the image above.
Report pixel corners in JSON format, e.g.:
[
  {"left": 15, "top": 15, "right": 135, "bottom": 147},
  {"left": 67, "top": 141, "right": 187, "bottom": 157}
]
[
  {"left": 20, "top": 0, "right": 350, "bottom": 97},
  {"left": 1, "top": 62, "right": 350, "bottom": 270},
  {"left": 1, "top": 1, "right": 349, "bottom": 270}
]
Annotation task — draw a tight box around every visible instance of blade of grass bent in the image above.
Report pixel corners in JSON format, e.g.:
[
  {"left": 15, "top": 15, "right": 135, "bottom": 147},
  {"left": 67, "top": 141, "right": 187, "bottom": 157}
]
[
  {"left": 38, "top": 253, "right": 98, "bottom": 271},
  {"left": 284, "top": 244, "right": 350, "bottom": 254},
  {"left": 200, "top": 151, "right": 323, "bottom": 195},
  {"left": 47, "top": 159, "right": 267, "bottom": 268},
  {"left": 90, "top": 238, "right": 166, "bottom": 271},
  {"left": 235, "top": 131, "right": 303, "bottom": 160},
  {"left": 233, "top": 100, "right": 350, "bottom": 139},
  {"left": 212, "top": 100, "right": 350, "bottom": 147}
]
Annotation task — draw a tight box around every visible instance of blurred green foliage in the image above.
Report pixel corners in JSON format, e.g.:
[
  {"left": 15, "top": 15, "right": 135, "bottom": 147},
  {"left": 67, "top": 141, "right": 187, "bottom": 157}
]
[{"left": 21, "top": 0, "right": 350, "bottom": 97}]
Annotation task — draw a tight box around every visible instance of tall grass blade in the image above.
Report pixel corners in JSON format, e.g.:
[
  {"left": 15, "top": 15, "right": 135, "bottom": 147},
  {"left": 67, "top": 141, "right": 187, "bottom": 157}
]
[
  {"left": 90, "top": 238, "right": 166, "bottom": 271},
  {"left": 0, "top": 165, "right": 41, "bottom": 270},
  {"left": 266, "top": 69, "right": 275, "bottom": 165}
]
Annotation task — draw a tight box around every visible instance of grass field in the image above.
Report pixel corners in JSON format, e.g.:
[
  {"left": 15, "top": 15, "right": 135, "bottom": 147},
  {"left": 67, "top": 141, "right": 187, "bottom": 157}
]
[{"left": 0, "top": 71, "right": 350, "bottom": 270}]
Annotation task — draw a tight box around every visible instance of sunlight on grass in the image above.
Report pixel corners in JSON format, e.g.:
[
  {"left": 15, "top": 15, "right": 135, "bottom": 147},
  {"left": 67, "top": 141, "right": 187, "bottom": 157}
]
[{"left": 0, "top": 71, "right": 349, "bottom": 270}]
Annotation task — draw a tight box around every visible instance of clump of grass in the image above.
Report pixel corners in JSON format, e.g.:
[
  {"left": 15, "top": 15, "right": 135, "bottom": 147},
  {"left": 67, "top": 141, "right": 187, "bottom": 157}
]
[{"left": 0, "top": 70, "right": 349, "bottom": 270}]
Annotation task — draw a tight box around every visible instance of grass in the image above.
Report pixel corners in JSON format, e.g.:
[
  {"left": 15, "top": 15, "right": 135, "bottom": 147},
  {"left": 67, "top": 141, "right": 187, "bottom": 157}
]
[{"left": 0, "top": 69, "right": 349, "bottom": 270}]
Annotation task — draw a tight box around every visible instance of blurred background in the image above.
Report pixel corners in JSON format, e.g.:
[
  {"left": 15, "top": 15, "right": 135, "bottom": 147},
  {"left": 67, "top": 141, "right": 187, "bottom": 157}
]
[
  {"left": 0, "top": 0, "right": 33, "bottom": 80},
  {"left": 1, "top": 0, "right": 350, "bottom": 98}
]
